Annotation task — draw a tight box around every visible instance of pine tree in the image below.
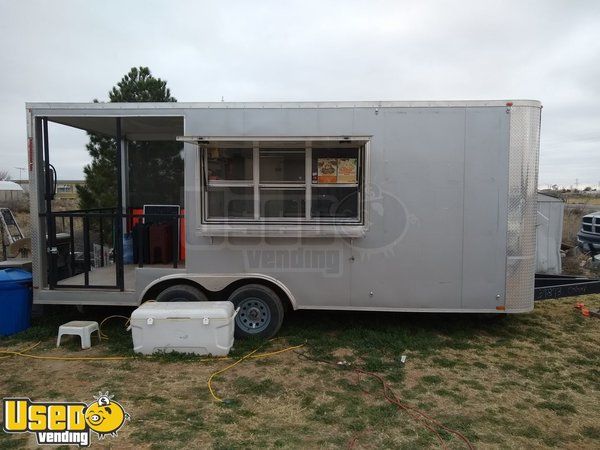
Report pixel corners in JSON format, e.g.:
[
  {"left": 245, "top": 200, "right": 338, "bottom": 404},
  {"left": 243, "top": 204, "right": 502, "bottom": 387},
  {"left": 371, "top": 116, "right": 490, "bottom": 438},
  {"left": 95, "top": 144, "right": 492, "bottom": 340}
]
[{"left": 77, "top": 67, "right": 180, "bottom": 209}]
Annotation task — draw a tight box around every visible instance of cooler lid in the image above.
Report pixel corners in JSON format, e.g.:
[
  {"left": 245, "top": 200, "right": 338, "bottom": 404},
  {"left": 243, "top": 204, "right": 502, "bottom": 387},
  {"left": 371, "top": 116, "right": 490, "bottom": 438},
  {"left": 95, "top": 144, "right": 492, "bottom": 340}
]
[
  {"left": 131, "top": 301, "right": 235, "bottom": 320},
  {"left": 0, "top": 268, "right": 32, "bottom": 285}
]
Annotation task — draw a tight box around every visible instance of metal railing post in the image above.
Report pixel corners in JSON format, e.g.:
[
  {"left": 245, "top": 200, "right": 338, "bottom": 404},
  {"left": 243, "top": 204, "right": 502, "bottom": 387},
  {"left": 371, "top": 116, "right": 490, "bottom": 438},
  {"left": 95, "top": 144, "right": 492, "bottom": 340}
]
[
  {"left": 172, "top": 215, "right": 179, "bottom": 268},
  {"left": 137, "top": 220, "right": 144, "bottom": 268},
  {"left": 99, "top": 217, "right": 105, "bottom": 267},
  {"left": 83, "top": 215, "right": 90, "bottom": 287},
  {"left": 42, "top": 118, "right": 57, "bottom": 289},
  {"left": 114, "top": 118, "right": 125, "bottom": 291},
  {"left": 69, "top": 216, "right": 75, "bottom": 276}
]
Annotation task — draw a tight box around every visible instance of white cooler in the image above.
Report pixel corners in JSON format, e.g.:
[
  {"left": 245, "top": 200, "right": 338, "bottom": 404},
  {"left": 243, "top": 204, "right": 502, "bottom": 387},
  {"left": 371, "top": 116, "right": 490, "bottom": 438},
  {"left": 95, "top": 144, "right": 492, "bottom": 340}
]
[{"left": 130, "top": 301, "right": 236, "bottom": 356}]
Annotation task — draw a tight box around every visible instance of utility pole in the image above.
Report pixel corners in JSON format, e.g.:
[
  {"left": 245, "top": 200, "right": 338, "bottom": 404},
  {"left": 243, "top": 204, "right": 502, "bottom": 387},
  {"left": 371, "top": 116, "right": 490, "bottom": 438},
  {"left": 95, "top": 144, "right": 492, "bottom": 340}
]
[{"left": 14, "top": 167, "right": 25, "bottom": 181}]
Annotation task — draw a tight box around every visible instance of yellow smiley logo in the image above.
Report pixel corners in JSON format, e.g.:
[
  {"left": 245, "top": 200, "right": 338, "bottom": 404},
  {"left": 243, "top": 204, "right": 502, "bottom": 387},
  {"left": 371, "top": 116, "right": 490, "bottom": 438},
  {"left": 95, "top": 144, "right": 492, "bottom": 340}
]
[{"left": 84, "top": 392, "right": 129, "bottom": 438}]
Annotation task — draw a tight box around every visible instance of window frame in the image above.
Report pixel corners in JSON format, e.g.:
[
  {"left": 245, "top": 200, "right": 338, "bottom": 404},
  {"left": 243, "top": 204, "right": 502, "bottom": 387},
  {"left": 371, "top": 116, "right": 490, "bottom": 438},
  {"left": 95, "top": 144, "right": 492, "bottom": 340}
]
[{"left": 197, "top": 137, "right": 370, "bottom": 236}]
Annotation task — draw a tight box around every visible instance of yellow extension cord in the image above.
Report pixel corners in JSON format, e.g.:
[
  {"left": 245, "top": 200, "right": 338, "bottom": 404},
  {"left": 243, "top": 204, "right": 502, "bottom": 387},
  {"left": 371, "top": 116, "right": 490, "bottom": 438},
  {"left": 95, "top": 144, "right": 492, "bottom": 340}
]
[
  {"left": 0, "top": 341, "right": 42, "bottom": 360},
  {"left": 0, "top": 316, "right": 305, "bottom": 402}
]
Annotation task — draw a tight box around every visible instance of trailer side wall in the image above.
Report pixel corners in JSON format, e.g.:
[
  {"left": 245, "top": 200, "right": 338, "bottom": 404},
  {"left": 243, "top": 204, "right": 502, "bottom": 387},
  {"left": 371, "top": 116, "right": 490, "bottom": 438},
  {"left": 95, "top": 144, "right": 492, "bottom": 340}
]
[{"left": 182, "top": 105, "right": 528, "bottom": 311}]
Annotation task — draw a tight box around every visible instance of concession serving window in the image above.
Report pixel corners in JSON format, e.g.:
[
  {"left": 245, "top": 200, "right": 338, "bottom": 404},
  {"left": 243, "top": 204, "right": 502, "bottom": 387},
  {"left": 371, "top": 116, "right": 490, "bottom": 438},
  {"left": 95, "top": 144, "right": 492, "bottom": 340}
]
[{"left": 192, "top": 138, "right": 369, "bottom": 234}]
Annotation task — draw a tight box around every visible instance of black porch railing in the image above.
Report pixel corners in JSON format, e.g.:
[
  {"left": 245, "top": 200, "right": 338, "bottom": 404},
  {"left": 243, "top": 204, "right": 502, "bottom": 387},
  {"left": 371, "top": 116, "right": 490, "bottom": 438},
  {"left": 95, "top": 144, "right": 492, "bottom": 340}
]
[{"left": 42, "top": 209, "right": 184, "bottom": 291}]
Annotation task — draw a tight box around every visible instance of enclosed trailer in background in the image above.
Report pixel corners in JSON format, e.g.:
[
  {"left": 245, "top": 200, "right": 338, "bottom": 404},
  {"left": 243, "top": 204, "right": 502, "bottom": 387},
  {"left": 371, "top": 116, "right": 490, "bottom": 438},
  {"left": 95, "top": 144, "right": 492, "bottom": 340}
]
[
  {"left": 536, "top": 193, "right": 564, "bottom": 275},
  {"left": 26, "top": 100, "right": 541, "bottom": 337}
]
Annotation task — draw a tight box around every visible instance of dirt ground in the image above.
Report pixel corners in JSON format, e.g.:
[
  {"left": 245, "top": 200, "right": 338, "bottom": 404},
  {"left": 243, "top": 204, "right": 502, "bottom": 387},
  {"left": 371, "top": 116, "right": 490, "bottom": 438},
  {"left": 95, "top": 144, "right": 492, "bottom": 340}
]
[{"left": 0, "top": 297, "right": 599, "bottom": 449}]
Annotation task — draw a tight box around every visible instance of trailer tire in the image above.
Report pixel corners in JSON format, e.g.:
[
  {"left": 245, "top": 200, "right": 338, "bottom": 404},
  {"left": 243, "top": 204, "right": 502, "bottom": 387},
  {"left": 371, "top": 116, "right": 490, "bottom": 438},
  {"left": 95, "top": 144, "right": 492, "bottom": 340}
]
[
  {"left": 156, "top": 284, "right": 208, "bottom": 303},
  {"left": 228, "top": 284, "right": 284, "bottom": 339}
]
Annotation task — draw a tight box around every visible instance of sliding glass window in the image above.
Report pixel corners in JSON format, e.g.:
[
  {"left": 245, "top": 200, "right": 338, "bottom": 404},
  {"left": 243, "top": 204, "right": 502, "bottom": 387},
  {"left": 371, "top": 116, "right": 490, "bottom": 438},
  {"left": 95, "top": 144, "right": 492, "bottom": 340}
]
[{"left": 202, "top": 139, "right": 365, "bottom": 224}]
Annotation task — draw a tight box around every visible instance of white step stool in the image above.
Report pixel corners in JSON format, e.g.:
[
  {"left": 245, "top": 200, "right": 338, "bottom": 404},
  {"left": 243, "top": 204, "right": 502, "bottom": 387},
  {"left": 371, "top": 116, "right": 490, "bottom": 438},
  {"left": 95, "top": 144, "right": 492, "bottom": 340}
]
[{"left": 57, "top": 321, "right": 100, "bottom": 349}]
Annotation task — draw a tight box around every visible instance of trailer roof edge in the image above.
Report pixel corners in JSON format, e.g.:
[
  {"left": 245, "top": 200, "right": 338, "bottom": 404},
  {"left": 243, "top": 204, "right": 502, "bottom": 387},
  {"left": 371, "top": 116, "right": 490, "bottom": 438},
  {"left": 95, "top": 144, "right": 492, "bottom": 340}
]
[{"left": 25, "top": 99, "right": 542, "bottom": 111}]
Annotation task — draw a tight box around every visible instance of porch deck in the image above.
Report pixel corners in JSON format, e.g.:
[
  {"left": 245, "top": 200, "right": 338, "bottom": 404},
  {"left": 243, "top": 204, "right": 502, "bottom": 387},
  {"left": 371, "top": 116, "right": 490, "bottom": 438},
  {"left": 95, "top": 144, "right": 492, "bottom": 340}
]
[
  {"left": 57, "top": 264, "right": 130, "bottom": 290},
  {"left": 56, "top": 263, "right": 185, "bottom": 291}
]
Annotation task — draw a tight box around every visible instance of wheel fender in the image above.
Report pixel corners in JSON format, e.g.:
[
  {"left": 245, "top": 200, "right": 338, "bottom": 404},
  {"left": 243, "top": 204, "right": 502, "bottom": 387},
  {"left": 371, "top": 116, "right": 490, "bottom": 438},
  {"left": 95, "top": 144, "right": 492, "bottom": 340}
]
[{"left": 138, "top": 273, "right": 297, "bottom": 309}]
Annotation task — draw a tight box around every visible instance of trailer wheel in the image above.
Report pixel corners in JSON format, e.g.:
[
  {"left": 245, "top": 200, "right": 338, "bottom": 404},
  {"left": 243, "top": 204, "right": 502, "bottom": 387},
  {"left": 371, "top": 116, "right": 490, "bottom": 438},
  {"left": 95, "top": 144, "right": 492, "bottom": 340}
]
[
  {"left": 156, "top": 284, "right": 208, "bottom": 302},
  {"left": 228, "top": 284, "right": 284, "bottom": 339}
]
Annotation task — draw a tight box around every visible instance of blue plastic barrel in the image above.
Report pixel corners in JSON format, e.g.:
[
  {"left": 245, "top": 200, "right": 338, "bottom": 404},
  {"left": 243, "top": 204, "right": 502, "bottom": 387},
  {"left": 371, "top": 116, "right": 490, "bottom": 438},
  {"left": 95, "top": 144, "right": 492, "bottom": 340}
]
[
  {"left": 0, "top": 269, "right": 33, "bottom": 336},
  {"left": 123, "top": 234, "right": 134, "bottom": 264}
]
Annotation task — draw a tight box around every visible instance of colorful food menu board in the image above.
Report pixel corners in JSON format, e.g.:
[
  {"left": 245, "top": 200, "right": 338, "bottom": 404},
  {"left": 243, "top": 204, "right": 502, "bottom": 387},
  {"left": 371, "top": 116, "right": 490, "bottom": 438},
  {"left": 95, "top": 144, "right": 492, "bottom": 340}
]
[
  {"left": 317, "top": 158, "right": 338, "bottom": 183},
  {"left": 337, "top": 158, "right": 357, "bottom": 183},
  {"left": 317, "top": 158, "right": 357, "bottom": 183}
]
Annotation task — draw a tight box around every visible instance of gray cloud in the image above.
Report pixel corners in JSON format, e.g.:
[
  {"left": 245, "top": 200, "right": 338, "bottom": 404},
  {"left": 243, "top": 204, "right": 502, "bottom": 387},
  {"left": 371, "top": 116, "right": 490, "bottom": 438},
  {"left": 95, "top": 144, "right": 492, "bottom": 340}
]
[{"left": 1, "top": 0, "right": 599, "bottom": 187}]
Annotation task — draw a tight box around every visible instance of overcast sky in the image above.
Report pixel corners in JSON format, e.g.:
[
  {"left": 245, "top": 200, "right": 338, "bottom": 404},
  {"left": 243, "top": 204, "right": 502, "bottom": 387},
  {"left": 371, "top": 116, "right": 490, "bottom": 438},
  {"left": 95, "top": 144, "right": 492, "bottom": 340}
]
[{"left": 1, "top": 0, "right": 599, "bottom": 187}]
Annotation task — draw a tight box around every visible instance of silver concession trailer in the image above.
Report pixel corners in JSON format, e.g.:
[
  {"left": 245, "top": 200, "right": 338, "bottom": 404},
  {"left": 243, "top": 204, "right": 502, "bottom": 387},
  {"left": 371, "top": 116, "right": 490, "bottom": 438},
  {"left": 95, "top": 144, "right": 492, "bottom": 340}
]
[{"left": 26, "top": 100, "right": 541, "bottom": 337}]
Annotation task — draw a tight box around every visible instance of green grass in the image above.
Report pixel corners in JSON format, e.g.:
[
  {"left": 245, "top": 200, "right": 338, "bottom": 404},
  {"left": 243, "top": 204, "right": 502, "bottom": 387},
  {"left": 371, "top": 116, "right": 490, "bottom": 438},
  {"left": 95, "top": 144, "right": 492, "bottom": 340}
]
[
  {"left": 431, "top": 356, "right": 459, "bottom": 368},
  {"left": 0, "top": 302, "right": 537, "bottom": 362},
  {"left": 232, "top": 376, "right": 284, "bottom": 397},
  {"left": 582, "top": 426, "right": 600, "bottom": 439},
  {"left": 537, "top": 400, "right": 577, "bottom": 416},
  {"left": 0, "top": 436, "right": 29, "bottom": 450},
  {"left": 1, "top": 297, "right": 599, "bottom": 448},
  {"left": 421, "top": 374, "right": 443, "bottom": 385}
]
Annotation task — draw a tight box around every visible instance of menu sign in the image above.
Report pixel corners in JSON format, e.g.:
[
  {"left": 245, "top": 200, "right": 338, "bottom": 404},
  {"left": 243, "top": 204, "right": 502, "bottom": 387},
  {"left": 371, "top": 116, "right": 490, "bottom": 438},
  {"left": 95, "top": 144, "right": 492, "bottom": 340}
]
[
  {"left": 317, "top": 158, "right": 338, "bottom": 183},
  {"left": 337, "top": 158, "right": 357, "bottom": 183},
  {"left": 316, "top": 158, "right": 357, "bottom": 183}
]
